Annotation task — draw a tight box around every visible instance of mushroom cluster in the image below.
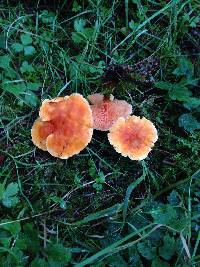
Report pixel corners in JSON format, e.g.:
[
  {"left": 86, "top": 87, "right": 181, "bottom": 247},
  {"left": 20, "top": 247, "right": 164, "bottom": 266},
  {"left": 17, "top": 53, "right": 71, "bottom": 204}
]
[
  {"left": 87, "top": 93, "right": 158, "bottom": 160},
  {"left": 32, "top": 92, "right": 158, "bottom": 161}
]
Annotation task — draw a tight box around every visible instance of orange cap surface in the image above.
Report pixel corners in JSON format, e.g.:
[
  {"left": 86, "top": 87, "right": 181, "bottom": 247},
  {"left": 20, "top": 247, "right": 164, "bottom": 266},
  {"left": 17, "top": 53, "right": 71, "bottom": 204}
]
[
  {"left": 108, "top": 116, "right": 158, "bottom": 160},
  {"left": 31, "top": 118, "right": 55, "bottom": 151},
  {"left": 31, "top": 94, "right": 93, "bottom": 159},
  {"left": 88, "top": 94, "right": 132, "bottom": 131},
  {"left": 39, "top": 96, "right": 66, "bottom": 121}
]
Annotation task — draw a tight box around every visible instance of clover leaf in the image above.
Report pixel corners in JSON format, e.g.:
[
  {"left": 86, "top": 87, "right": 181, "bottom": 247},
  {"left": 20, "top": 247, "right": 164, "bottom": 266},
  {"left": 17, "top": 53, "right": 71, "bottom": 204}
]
[{"left": 0, "top": 182, "right": 19, "bottom": 208}]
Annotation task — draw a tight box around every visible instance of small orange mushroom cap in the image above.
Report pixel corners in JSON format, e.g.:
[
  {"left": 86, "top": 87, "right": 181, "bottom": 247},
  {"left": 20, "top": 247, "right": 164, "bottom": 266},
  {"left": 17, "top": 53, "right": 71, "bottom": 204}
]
[
  {"left": 108, "top": 116, "right": 158, "bottom": 160},
  {"left": 31, "top": 93, "right": 93, "bottom": 159},
  {"left": 88, "top": 94, "right": 132, "bottom": 131}
]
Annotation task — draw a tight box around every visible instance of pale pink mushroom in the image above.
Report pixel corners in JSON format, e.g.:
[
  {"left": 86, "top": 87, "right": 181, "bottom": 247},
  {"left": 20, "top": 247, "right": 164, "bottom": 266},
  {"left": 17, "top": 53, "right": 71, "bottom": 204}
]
[{"left": 87, "top": 93, "right": 132, "bottom": 131}]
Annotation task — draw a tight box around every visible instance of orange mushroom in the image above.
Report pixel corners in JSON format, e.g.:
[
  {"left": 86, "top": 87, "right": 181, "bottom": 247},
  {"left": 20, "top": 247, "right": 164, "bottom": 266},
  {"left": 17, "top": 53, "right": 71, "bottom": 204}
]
[
  {"left": 31, "top": 118, "right": 55, "bottom": 151},
  {"left": 39, "top": 96, "right": 65, "bottom": 121},
  {"left": 31, "top": 93, "right": 93, "bottom": 159},
  {"left": 108, "top": 116, "right": 158, "bottom": 160},
  {"left": 87, "top": 93, "right": 132, "bottom": 131}
]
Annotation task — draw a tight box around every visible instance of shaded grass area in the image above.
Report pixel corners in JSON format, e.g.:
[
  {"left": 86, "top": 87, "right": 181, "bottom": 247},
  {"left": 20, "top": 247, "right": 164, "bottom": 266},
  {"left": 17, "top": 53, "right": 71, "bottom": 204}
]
[{"left": 0, "top": 0, "right": 200, "bottom": 266}]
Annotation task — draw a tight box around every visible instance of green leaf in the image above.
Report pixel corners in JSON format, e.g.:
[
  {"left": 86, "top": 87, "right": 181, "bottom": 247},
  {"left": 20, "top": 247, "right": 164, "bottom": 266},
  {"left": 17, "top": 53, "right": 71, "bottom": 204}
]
[
  {"left": 189, "top": 16, "right": 200, "bottom": 28},
  {"left": 4, "top": 68, "right": 17, "bottom": 79},
  {"left": 5, "top": 247, "right": 27, "bottom": 266},
  {"left": 171, "top": 217, "right": 188, "bottom": 231},
  {"left": 172, "top": 58, "right": 194, "bottom": 78},
  {"left": 24, "top": 90, "right": 39, "bottom": 107},
  {"left": 151, "top": 257, "right": 170, "bottom": 267},
  {"left": 128, "top": 213, "right": 149, "bottom": 230},
  {"left": 72, "top": 1, "right": 82, "bottom": 12},
  {"left": 3, "top": 82, "right": 26, "bottom": 95},
  {"left": 15, "top": 237, "right": 27, "bottom": 250},
  {"left": 128, "top": 246, "right": 142, "bottom": 266},
  {"left": 31, "top": 258, "right": 48, "bottom": 267},
  {"left": 129, "top": 20, "right": 137, "bottom": 30},
  {"left": 98, "top": 172, "right": 105, "bottom": 183},
  {"left": 72, "top": 28, "right": 94, "bottom": 44},
  {"left": 20, "top": 34, "right": 32, "bottom": 45},
  {"left": 150, "top": 204, "right": 177, "bottom": 225},
  {"left": 106, "top": 255, "right": 128, "bottom": 266},
  {"left": 0, "top": 55, "right": 11, "bottom": 69},
  {"left": 23, "top": 223, "right": 40, "bottom": 254},
  {"left": 72, "top": 32, "right": 85, "bottom": 44},
  {"left": 155, "top": 81, "right": 193, "bottom": 102},
  {"left": 68, "top": 60, "right": 79, "bottom": 78},
  {"left": 183, "top": 97, "right": 200, "bottom": 109},
  {"left": 74, "top": 18, "right": 86, "bottom": 32},
  {"left": 178, "top": 113, "right": 200, "bottom": 133},
  {"left": 81, "top": 62, "right": 104, "bottom": 75},
  {"left": 24, "top": 46, "right": 36, "bottom": 56},
  {"left": 167, "top": 191, "right": 179, "bottom": 205},
  {"left": 185, "top": 78, "right": 199, "bottom": 86},
  {"left": 2, "top": 196, "right": 19, "bottom": 208},
  {"left": 11, "top": 43, "right": 24, "bottom": 53},
  {"left": 83, "top": 28, "right": 94, "bottom": 39},
  {"left": 26, "top": 82, "right": 41, "bottom": 91},
  {"left": 46, "top": 244, "right": 71, "bottom": 266},
  {"left": 155, "top": 81, "right": 174, "bottom": 91},
  {"left": 4, "top": 183, "right": 19, "bottom": 198},
  {"left": 93, "top": 183, "right": 103, "bottom": 191},
  {"left": 50, "top": 196, "right": 61, "bottom": 203},
  {"left": 20, "top": 61, "right": 35, "bottom": 73},
  {"left": 0, "top": 221, "right": 21, "bottom": 235},
  {"left": 159, "top": 235, "right": 176, "bottom": 260},
  {"left": 0, "top": 236, "right": 12, "bottom": 248},
  {"left": 0, "top": 183, "right": 5, "bottom": 199},
  {"left": 88, "top": 159, "right": 97, "bottom": 178},
  {"left": 40, "top": 10, "right": 55, "bottom": 24},
  {"left": 183, "top": 13, "right": 190, "bottom": 22},
  {"left": 168, "top": 86, "right": 192, "bottom": 101},
  {"left": 39, "top": 40, "right": 49, "bottom": 51},
  {"left": 0, "top": 182, "right": 19, "bottom": 208},
  {"left": 137, "top": 240, "right": 157, "bottom": 260}
]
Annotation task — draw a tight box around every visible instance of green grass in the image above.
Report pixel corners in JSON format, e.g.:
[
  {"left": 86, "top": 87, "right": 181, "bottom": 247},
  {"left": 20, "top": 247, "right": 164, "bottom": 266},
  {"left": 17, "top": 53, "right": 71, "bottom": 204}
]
[{"left": 0, "top": 0, "right": 200, "bottom": 266}]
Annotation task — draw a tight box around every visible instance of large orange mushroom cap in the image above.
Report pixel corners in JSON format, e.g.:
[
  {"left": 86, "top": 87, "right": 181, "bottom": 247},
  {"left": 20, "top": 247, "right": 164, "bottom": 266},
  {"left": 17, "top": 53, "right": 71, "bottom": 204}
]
[
  {"left": 88, "top": 94, "right": 132, "bottom": 131},
  {"left": 31, "top": 93, "right": 93, "bottom": 159},
  {"left": 108, "top": 116, "right": 158, "bottom": 160}
]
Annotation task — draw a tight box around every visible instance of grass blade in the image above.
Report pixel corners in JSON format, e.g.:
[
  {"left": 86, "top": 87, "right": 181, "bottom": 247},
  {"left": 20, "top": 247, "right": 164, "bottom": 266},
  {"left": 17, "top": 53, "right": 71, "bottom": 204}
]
[
  {"left": 75, "top": 223, "right": 155, "bottom": 267},
  {"left": 121, "top": 170, "right": 146, "bottom": 229},
  {"left": 74, "top": 203, "right": 123, "bottom": 226}
]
